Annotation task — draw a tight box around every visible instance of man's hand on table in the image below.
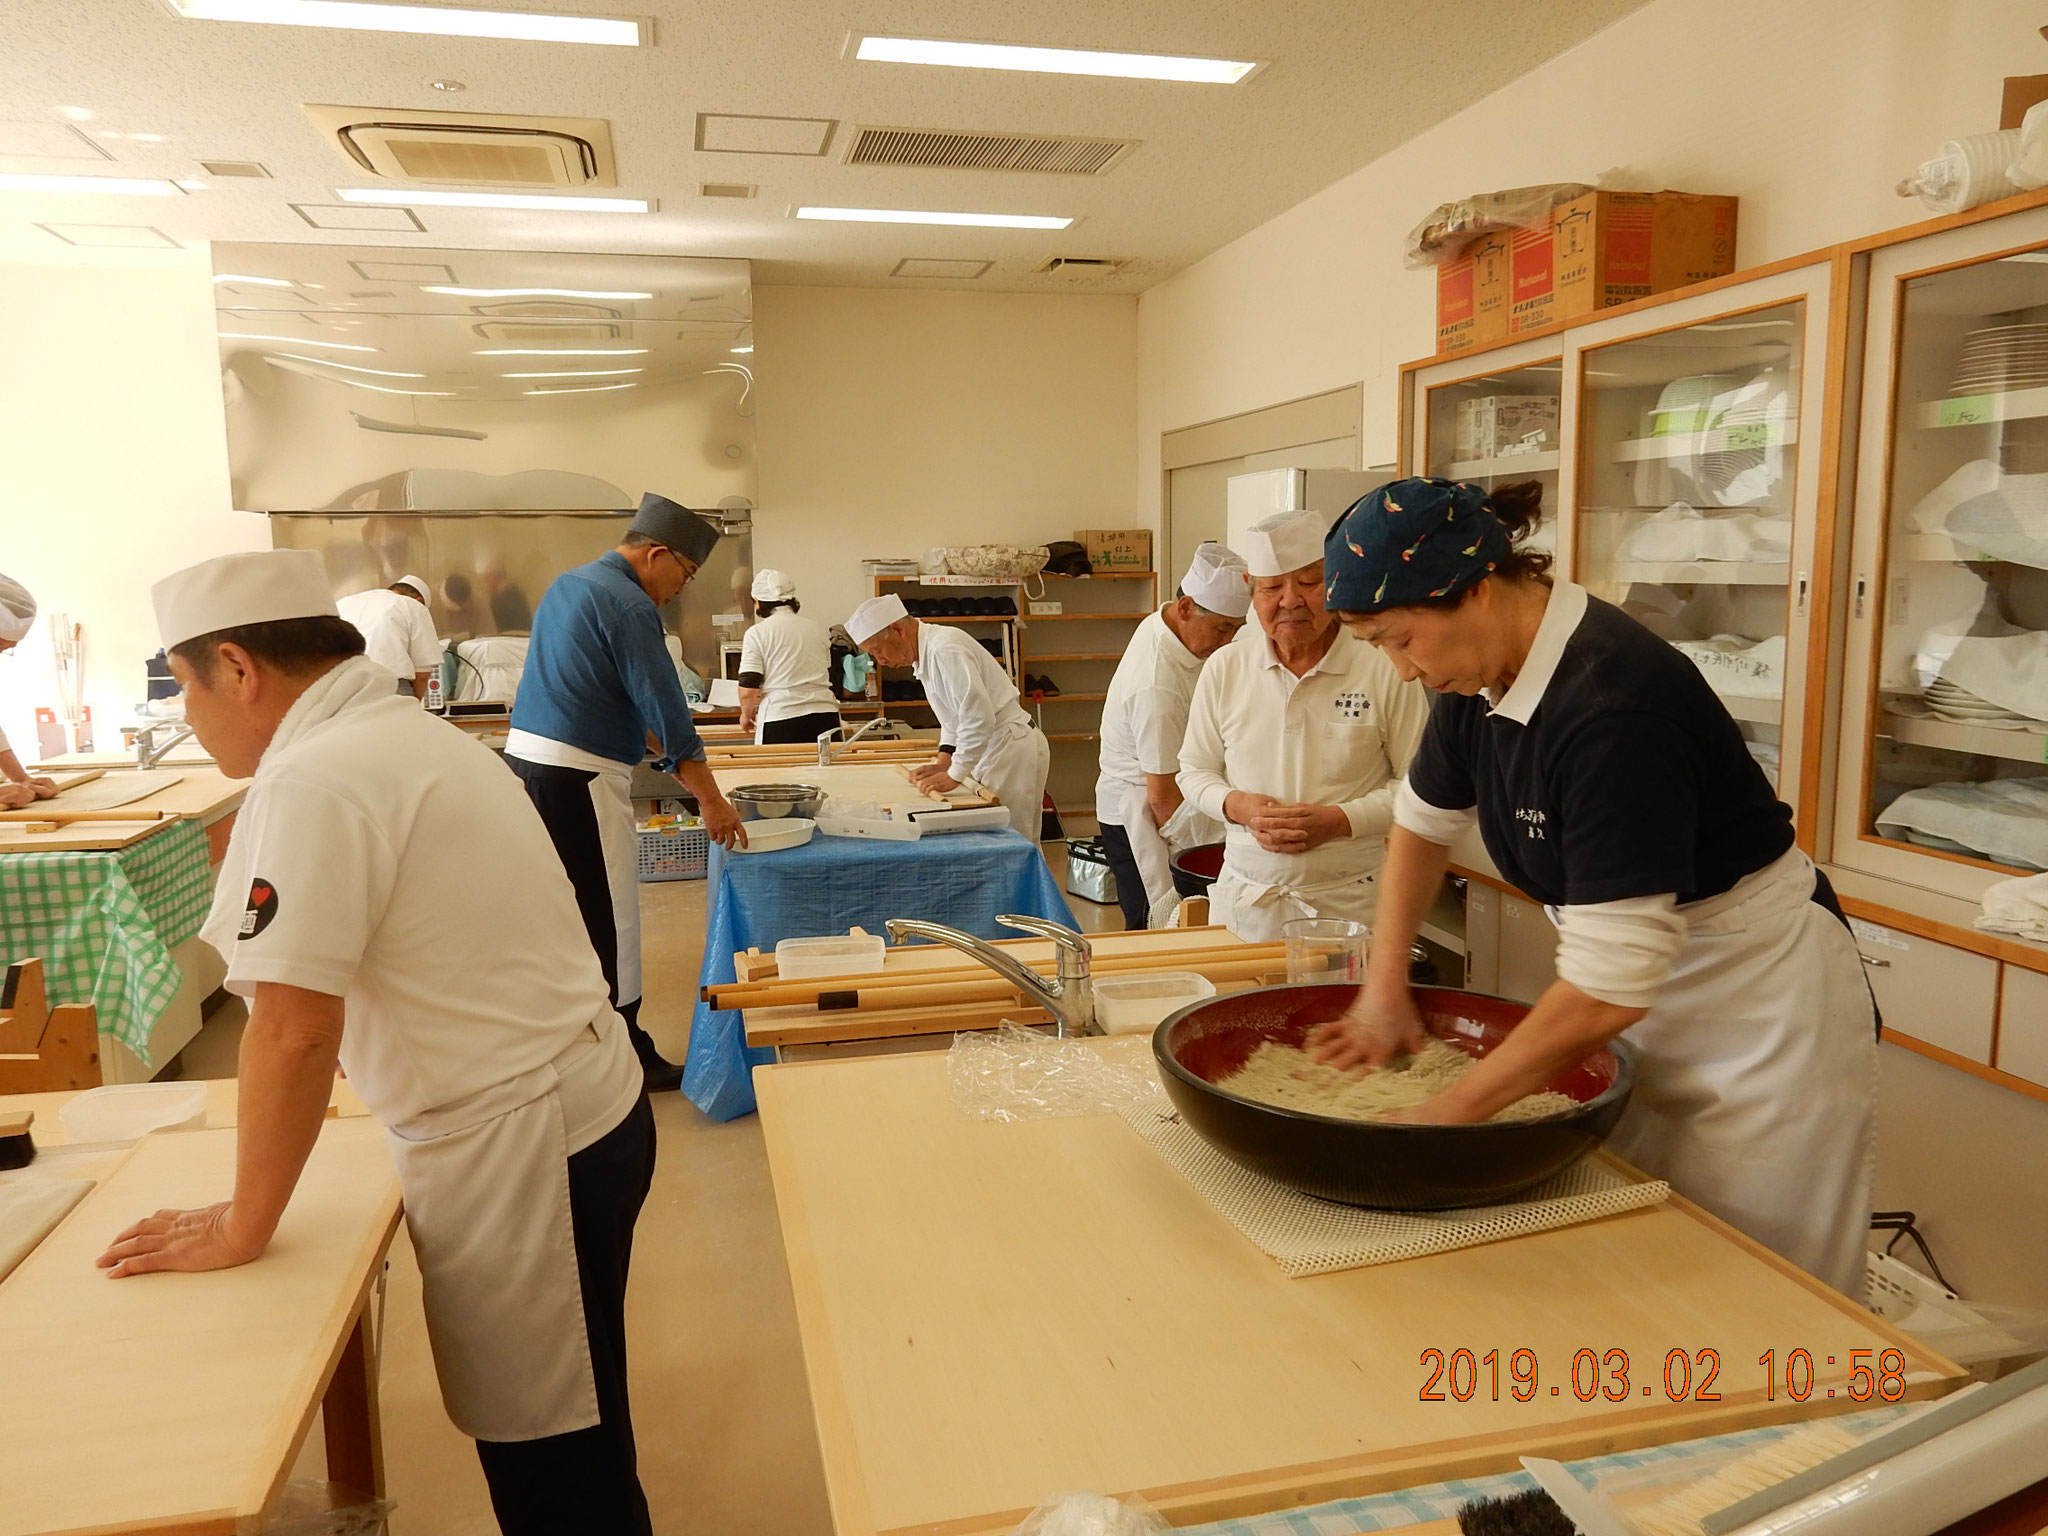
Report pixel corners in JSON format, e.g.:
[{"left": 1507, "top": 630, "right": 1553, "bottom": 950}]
[
  {"left": 700, "top": 793, "right": 747, "bottom": 850},
  {"left": 1225, "top": 793, "right": 1350, "bottom": 854},
  {"left": 96, "top": 1201, "right": 268, "bottom": 1278},
  {"left": 0, "top": 782, "right": 36, "bottom": 809},
  {"left": 910, "top": 755, "right": 959, "bottom": 793},
  {"left": 23, "top": 774, "right": 57, "bottom": 798}
]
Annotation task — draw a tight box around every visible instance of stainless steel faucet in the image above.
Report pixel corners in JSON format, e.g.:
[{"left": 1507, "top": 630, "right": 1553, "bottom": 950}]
[
  {"left": 884, "top": 914, "right": 1096, "bottom": 1038},
  {"left": 134, "top": 722, "right": 195, "bottom": 769},
  {"left": 817, "top": 714, "right": 891, "bottom": 766}
]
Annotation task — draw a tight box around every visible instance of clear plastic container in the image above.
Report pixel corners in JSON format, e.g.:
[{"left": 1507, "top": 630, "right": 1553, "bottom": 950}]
[
  {"left": 57, "top": 1081, "right": 207, "bottom": 1143},
  {"left": 776, "top": 933, "right": 887, "bottom": 980},
  {"left": 1093, "top": 972, "right": 1217, "bottom": 1035}
]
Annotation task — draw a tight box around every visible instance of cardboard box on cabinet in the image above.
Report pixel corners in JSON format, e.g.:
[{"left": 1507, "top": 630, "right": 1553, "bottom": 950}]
[
  {"left": 1077, "top": 529, "right": 1152, "bottom": 572},
  {"left": 1549, "top": 190, "right": 1739, "bottom": 320}
]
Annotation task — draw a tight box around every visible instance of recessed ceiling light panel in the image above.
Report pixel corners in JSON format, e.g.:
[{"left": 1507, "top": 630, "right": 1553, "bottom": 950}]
[
  {"left": 336, "top": 187, "right": 650, "bottom": 212},
  {"left": 292, "top": 201, "right": 425, "bottom": 230},
  {"left": 162, "top": 1, "right": 644, "bottom": 47},
  {"left": 38, "top": 223, "right": 180, "bottom": 247},
  {"left": 796, "top": 205, "right": 1071, "bottom": 230},
  {"left": 852, "top": 34, "right": 1259, "bottom": 84}
]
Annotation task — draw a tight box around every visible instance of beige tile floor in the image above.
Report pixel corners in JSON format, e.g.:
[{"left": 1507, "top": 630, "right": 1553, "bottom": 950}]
[{"left": 176, "top": 836, "right": 1126, "bottom": 1534}]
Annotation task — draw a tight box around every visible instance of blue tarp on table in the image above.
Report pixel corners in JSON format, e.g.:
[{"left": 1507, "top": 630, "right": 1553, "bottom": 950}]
[{"left": 680, "top": 828, "right": 1075, "bottom": 1121}]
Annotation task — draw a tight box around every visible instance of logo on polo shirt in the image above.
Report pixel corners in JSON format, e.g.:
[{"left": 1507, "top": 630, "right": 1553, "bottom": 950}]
[
  {"left": 1332, "top": 690, "right": 1374, "bottom": 721},
  {"left": 239, "top": 878, "right": 279, "bottom": 940},
  {"left": 1514, "top": 808, "right": 1548, "bottom": 841}
]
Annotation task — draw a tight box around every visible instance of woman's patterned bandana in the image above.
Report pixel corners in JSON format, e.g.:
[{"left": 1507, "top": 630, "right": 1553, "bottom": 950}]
[{"left": 1323, "top": 476, "right": 1511, "bottom": 613}]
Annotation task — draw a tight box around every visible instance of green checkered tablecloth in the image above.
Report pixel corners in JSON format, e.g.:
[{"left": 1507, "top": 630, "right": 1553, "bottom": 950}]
[{"left": 0, "top": 819, "right": 214, "bottom": 1065}]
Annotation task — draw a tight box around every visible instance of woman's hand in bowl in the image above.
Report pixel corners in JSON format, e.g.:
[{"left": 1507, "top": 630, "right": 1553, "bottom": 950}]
[{"left": 1306, "top": 986, "right": 1430, "bottom": 1071}]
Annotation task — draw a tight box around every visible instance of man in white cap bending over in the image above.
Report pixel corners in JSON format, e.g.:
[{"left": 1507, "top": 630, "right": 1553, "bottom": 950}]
[
  {"left": 0, "top": 572, "right": 60, "bottom": 809},
  {"left": 1178, "top": 509, "right": 1430, "bottom": 941},
  {"left": 98, "top": 550, "right": 659, "bottom": 1536},
  {"left": 846, "top": 592, "right": 1050, "bottom": 842},
  {"left": 508, "top": 492, "right": 745, "bottom": 1093},
  {"left": 335, "top": 572, "right": 442, "bottom": 700},
  {"left": 1093, "top": 543, "right": 1249, "bottom": 929}
]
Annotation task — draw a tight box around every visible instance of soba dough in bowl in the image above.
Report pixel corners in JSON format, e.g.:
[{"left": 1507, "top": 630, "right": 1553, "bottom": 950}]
[{"left": 1152, "top": 983, "right": 1637, "bottom": 1210}]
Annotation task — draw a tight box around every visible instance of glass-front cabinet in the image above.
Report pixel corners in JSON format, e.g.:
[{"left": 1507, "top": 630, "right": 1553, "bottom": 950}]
[
  {"left": 1836, "top": 202, "right": 2048, "bottom": 900},
  {"left": 1414, "top": 350, "right": 1565, "bottom": 559}
]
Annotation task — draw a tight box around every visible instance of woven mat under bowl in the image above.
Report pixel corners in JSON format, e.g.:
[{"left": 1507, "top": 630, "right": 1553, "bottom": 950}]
[{"left": 1120, "top": 1103, "right": 1669, "bottom": 1278}]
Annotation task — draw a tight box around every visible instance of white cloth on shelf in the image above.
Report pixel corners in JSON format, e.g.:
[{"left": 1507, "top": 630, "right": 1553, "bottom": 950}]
[
  {"left": 1886, "top": 564, "right": 1992, "bottom": 694},
  {"left": 1978, "top": 872, "right": 2048, "bottom": 941},
  {"left": 452, "top": 635, "right": 528, "bottom": 704},
  {"left": 1936, "top": 632, "right": 2048, "bottom": 723},
  {"left": 1946, "top": 472, "right": 2048, "bottom": 570},
  {"left": 1906, "top": 459, "right": 2002, "bottom": 535},
  {"left": 1616, "top": 501, "right": 1791, "bottom": 564},
  {"left": 1672, "top": 633, "right": 1786, "bottom": 700},
  {"left": 1876, "top": 779, "right": 2048, "bottom": 872}
]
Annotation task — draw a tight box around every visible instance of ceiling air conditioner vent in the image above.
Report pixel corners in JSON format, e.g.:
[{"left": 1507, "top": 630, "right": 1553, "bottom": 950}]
[
  {"left": 471, "top": 321, "right": 624, "bottom": 343},
  {"left": 847, "top": 126, "right": 1134, "bottom": 176},
  {"left": 1035, "top": 255, "right": 1127, "bottom": 274},
  {"left": 304, "top": 105, "right": 617, "bottom": 189},
  {"left": 469, "top": 300, "right": 622, "bottom": 321}
]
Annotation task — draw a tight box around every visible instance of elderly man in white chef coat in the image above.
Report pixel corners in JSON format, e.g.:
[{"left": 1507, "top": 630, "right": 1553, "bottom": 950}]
[
  {"left": 96, "top": 550, "right": 659, "bottom": 1536},
  {"left": 0, "top": 572, "right": 60, "bottom": 809},
  {"left": 335, "top": 572, "right": 442, "bottom": 699},
  {"left": 1093, "top": 544, "right": 1249, "bottom": 929},
  {"left": 1178, "top": 509, "right": 1431, "bottom": 940},
  {"left": 847, "top": 592, "right": 1050, "bottom": 841}
]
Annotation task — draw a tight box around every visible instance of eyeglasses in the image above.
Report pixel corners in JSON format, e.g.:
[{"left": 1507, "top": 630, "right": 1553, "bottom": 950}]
[{"left": 655, "top": 545, "right": 697, "bottom": 581}]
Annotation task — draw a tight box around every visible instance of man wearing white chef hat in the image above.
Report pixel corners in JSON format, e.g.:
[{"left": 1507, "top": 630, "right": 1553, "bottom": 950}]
[
  {"left": 847, "top": 591, "right": 1051, "bottom": 841},
  {"left": 0, "top": 571, "right": 60, "bottom": 809},
  {"left": 1093, "top": 543, "right": 1249, "bottom": 929},
  {"left": 99, "top": 549, "right": 659, "bottom": 1536},
  {"left": 335, "top": 570, "right": 442, "bottom": 699},
  {"left": 1177, "top": 510, "right": 1430, "bottom": 940}
]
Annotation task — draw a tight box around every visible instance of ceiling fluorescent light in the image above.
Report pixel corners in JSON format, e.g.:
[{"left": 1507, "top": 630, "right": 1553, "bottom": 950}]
[
  {"left": 163, "top": 1, "right": 643, "bottom": 46},
  {"left": 0, "top": 174, "right": 180, "bottom": 196},
  {"left": 272, "top": 354, "right": 425, "bottom": 377},
  {"left": 427, "top": 286, "right": 651, "bottom": 299},
  {"left": 796, "top": 205, "right": 1071, "bottom": 230},
  {"left": 213, "top": 273, "right": 294, "bottom": 286},
  {"left": 525, "top": 381, "right": 637, "bottom": 394},
  {"left": 337, "top": 187, "right": 650, "bottom": 213},
  {"left": 220, "top": 332, "right": 381, "bottom": 352},
  {"left": 730, "top": 345, "right": 753, "bottom": 353},
  {"left": 502, "top": 368, "right": 643, "bottom": 377},
  {"left": 474, "top": 348, "right": 649, "bottom": 356},
  {"left": 338, "top": 381, "right": 458, "bottom": 396},
  {"left": 853, "top": 34, "right": 1257, "bottom": 84}
]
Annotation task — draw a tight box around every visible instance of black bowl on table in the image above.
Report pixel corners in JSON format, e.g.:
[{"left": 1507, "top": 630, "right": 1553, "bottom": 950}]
[
  {"left": 1169, "top": 842, "right": 1225, "bottom": 897},
  {"left": 1152, "top": 983, "right": 1636, "bottom": 1210}
]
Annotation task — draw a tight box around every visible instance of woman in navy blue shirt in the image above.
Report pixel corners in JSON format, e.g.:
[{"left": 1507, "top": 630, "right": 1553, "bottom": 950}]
[{"left": 1308, "top": 478, "right": 1873, "bottom": 1295}]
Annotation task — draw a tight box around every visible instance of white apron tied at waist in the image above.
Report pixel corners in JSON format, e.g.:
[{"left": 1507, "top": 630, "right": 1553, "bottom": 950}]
[
  {"left": 1210, "top": 841, "right": 1385, "bottom": 943},
  {"left": 1116, "top": 783, "right": 1225, "bottom": 928}
]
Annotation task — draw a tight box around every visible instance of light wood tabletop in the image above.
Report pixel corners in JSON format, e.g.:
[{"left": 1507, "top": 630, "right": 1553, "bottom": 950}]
[
  {"left": 0, "top": 1076, "right": 370, "bottom": 1146},
  {"left": 755, "top": 1047, "right": 1963, "bottom": 1536},
  {"left": 0, "top": 1119, "right": 402, "bottom": 1536},
  {"left": 0, "top": 767, "right": 247, "bottom": 853}
]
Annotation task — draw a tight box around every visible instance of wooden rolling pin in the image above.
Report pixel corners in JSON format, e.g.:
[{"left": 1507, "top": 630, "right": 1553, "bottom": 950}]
[
  {"left": 0, "top": 807, "right": 174, "bottom": 824},
  {"left": 705, "top": 941, "right": 1286, "bottom": 1006}
]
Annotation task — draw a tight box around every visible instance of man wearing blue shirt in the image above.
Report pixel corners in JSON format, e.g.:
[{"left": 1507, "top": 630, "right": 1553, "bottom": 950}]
[{"left": 507, "top": 493, "right": 745, "bottom": 1092}]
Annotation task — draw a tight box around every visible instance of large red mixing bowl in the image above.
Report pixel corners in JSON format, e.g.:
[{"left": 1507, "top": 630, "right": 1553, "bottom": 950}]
[
  {"left": 1153, "top": 983, "right": 1636, "bottom": 1209},
  {"left": 1169, "top": 842, "right": 1224, "bottom": 898}
]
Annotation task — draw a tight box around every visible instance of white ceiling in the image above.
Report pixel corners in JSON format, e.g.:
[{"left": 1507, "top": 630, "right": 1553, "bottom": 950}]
[{"left": 1, "top": 0, "right": 1652, "bottom": 294}]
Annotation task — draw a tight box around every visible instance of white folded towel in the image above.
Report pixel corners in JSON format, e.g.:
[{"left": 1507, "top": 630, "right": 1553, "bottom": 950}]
[{"left": 1978, "top": 871, "right": 2048, "bottom": 942}]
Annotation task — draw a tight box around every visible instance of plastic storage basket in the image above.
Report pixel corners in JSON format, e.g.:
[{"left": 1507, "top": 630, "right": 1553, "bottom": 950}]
[
  {"left": 1866, "top": 1250, "right": 2048, "bottom": 1376},
  {"left": 636, "top": 821, "right": 709, "bottom": 882}
]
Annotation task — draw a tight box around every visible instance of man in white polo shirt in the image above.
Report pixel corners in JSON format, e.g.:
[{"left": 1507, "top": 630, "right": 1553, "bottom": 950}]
[
  {"left": 1093, "top": 543, "right": 1249, "bottom": 929},
  {"left": 96, "top": 550, "right": 657, "bottom": 1536},
  {"left": 1177, "top": 509, "right": 1430, "bottom": 940},
  {"left": 847, "top": 592, "right": 1050, "bottom": 841},
  {"left": 335, "top": 573, "right": 442, "bottom": 699}
]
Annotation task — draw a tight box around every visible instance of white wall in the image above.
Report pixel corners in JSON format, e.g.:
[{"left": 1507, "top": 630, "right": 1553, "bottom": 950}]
[
  {"left": 0, "top": 247, "right": 254, "bottom": 759},
  {"left": 754, "top": 285, "right": 1139, "bottom": 625},
  {"left": 1136, "top": 0, "right": 2046, "bottom": 515}
]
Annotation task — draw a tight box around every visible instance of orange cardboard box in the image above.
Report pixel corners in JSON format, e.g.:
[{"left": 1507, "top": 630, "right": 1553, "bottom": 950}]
[
  {"left": 1435, "top": 231, "right": 1511, "bottom": 353},
  {"left": 1550, "top": 190, "right": 1738, "bottom": 320},
  {"left": 1435, "top": 248, "right": 1478, "bottom": 353},
  {"left": 1507, "top": 221, "right": 1558, "bottom": 336}
]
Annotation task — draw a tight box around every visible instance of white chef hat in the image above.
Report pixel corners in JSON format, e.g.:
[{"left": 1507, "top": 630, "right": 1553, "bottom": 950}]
[
  {"left": 845, "top": 593, "right": 909, "bottom": 644},
  {"left": 1241, "top": 510, "right": 1327, "bottom": 578},
  {"left": 751, "top": 568, "right": 797, "bottom": 602},
  {"left": 0, "top": 572, "right": 34, "bottom": 644},
  {"left": 393, "top": 573, "right": 431, "bottom": 603},
  {"left": 153, "top": 549, "right": 338, "bottom": 651},
  {"left": 1181, "top": 543, "right": 1250, "bottom": 617}
]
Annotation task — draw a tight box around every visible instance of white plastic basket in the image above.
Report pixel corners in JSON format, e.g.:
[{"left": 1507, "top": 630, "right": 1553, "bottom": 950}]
[
  {"left": 1867, "top": 1250, "right": 2048, "bottom": 1374},
  {"left": 636, "top": 821, "right": 708, "bottom": 882}
]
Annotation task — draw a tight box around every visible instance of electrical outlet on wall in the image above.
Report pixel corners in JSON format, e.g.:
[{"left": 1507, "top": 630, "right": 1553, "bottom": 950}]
[{"left": 1029, "top": 600, "right": 1063, "bottom": 616}]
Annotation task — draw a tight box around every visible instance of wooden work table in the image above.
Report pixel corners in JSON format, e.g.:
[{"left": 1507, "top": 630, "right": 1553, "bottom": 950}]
[
  {"left": 0, "top": 1117, "right": 402, "bottom": 1536},
  {"left": 756, "top": 1045, "right": 1963, "bottom": 1536},
  {"left": 0, "top": 767, "right": 247, "bottom": 854}
]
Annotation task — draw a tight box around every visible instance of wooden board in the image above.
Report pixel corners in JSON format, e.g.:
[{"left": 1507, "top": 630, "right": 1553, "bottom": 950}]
[
  {"left": 0, "top": 769, "right": 246, "bottom": 852},
  {"left": 0, "top": 1076, "right": 371, "bottom": 1147},
  {"left": 712, "top": 762, "right": 997, "bottom": 813},
  {"left": 0, "top": 1119, "right": 401, "bottom": 1536},
  {"left": 39, "top": 770, "right": 185, "bottom": 813},
  {"left": 754, "top": 1046, "right": 1965, "bottom": 1536}
]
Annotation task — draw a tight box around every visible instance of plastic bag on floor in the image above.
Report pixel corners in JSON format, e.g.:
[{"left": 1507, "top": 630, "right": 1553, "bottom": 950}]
[
  {"left": 262, "top": 1481, "right": 392, "bottom": 1535},
  {"left": 1010, "top": 1491, "right": 1171, "bottom": 1536},
  {"left": 948, "top": 1025, "right": 1164, "bottom": 1122}
]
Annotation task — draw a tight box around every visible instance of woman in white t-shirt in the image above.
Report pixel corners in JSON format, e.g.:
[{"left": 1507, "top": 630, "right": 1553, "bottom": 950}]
[{"left": 737, "top": 570, "right": 842, "bottom": 745}]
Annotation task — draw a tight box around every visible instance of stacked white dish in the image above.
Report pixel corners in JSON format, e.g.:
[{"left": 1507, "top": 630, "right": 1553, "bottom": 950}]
[
  {"left": 1925, "top": 677, "right": 2037, "bottom": 730},
  {"left": 1949, "top": 321, "right": 2048, "bottom": 395}
]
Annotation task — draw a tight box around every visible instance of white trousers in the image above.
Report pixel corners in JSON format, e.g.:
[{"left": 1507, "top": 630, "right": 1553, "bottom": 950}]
[{"left": 971, "top": 724, "right": 1052, "bottom": 842}]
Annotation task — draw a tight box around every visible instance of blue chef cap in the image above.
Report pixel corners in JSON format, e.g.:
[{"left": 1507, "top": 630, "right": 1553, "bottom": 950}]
[{"left": 1323, "top": 477, "right": 1511, "bottom": 614}]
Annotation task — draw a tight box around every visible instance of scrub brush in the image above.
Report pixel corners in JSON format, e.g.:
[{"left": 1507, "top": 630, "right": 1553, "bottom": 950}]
[
  {"left": 1456, "top": 1486, "right": 1577, "bottom": 1535},
  {"left": 0, "top": 1109, "right": 34, "bottom": 1170}
]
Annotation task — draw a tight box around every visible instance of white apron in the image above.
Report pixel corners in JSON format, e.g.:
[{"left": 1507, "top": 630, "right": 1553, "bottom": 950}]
[
  {"left": 1114, "top": 784, "right": 1225, "bottom": 929},
  {"left": 971, "top": 722, "right": 1052, "bottom": 842},
  {"left": 587, "top": 760, "right": 642, "bottom": 1007},
  {"left": 1210, "top": 846, "right": 1384, "bottom": 942},
  {"left": 1600, "top": 849, "right": 1875, "bottom": 1296},
  {"left": 387, "top": 1018, "right": 619, "bottom": 1442}
]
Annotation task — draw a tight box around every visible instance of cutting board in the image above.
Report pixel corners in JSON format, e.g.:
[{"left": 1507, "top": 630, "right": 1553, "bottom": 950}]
[{"left": 43, "top": 769, "right": 186, "bottom": 812}]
